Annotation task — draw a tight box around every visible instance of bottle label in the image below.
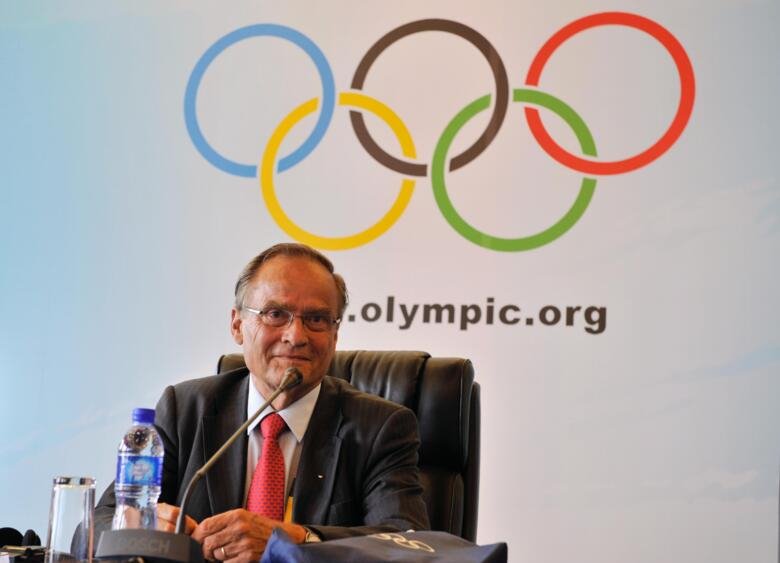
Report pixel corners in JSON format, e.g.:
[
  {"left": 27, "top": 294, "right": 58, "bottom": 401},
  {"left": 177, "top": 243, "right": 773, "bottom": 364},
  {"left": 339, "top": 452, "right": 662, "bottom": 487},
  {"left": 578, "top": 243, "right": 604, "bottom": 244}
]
[{"left": 116, "top": 455, "right": 163, "bottom": 486}]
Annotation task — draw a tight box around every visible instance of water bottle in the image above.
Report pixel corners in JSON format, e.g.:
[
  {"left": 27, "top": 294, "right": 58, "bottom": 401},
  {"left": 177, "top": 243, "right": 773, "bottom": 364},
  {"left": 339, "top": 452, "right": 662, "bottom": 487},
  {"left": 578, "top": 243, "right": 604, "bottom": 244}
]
[{"left": 112, "top": 408, "right": 164, "bottom": 530}]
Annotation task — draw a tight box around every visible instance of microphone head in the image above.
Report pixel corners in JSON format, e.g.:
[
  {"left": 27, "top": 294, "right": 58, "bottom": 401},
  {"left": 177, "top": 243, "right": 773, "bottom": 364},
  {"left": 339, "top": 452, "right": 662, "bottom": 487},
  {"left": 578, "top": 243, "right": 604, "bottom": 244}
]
[
  {"left": 22, "top": 529, "right": 41, "bottom": 546},
  {"left": 280, "top": 367, "right": 303, "bottom": 390},
  {"left": 0, "top": 527, "right": 23, "bottom": 547}
]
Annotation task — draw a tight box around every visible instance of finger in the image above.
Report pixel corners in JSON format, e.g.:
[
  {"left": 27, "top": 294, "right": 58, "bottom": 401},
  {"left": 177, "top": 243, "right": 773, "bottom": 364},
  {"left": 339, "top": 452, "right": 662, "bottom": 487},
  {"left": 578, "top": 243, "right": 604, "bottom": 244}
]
[
  {"left": 210, "top": 545, "right": 225, "bottom": 562},
  {"left": 202, "top": 527, "right": 242, "bottom": 560},
  {"left": 227, "top": 535, "right": 267, "bottom": 563},
  {"left": 202, "top": 539, "right": 228, "bottom": 562},
  {"left": 156, "top": 504, "right": 198, "bottom": 535},
  {"left": 219, "top": 545, "right": 247, "bottom": 563},
  {"left": 192, "top": 513, "right": 231, "bottom": 543},
  {"left": 198, "top": 540, "right": 215, "bottom": 562},
  {"left": 184, "top": 514, "right": 198, "bottom": 535},
  {"left": 201, "top": 510, "right": 265, "bottom": 561},
  {"left": 157, "top": 502, "right": 180, "bottom": 521},
  {"left": 156, "top": 518, "right": 176, "bottom": 533}
]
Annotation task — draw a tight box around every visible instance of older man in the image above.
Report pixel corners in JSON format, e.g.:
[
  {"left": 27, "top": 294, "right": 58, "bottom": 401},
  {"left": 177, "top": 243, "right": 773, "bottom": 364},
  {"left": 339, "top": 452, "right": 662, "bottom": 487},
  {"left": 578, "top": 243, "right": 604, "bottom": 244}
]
[{"left": 95, "top": 243, "right": 429, "bottom": 560}]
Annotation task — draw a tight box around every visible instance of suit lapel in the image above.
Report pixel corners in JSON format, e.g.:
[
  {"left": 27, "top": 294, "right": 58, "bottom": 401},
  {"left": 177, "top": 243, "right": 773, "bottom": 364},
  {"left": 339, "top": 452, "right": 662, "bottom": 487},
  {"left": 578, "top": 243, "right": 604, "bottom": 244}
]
[
  {"left": 202, "top": 372, "right": 249, "bottom": 515},
  {"left": 293, "top": 377, "right": 343, "bottom": 524}
]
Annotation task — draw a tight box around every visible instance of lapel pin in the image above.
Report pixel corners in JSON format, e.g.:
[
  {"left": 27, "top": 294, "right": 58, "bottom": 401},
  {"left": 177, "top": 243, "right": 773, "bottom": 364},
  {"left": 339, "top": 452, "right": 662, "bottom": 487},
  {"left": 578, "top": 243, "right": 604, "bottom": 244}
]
[{"left": 317, "top": 474, "right": 324, "bottom": 479}]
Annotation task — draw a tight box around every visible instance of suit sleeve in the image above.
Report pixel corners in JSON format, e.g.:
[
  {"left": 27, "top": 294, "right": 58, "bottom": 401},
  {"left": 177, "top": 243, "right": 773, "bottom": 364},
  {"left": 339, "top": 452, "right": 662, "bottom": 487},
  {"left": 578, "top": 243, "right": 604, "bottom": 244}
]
[
  {"left": 307, "top": 406, "right": 430, "bottom": 540},
  {"left": 155, "top": 384, "right": 183, "bottom": 506}
]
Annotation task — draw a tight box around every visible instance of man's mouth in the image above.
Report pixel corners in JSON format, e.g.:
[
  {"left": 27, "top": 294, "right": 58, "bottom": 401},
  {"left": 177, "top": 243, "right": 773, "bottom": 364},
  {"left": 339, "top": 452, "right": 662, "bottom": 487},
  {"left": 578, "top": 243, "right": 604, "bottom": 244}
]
[{"left": 273, "top": 355, "right": 311, "bottom": 362}]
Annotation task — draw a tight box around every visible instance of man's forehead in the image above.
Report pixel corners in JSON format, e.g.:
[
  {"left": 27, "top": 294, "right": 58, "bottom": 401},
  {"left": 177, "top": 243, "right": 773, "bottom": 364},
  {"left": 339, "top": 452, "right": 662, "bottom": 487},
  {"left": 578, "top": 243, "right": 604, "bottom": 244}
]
[
  {"left": 247, "top": 256, "right": 339, "bottom": 307},
  {"left": 250, "top": 255, "right": 332, "bottom": 281}
]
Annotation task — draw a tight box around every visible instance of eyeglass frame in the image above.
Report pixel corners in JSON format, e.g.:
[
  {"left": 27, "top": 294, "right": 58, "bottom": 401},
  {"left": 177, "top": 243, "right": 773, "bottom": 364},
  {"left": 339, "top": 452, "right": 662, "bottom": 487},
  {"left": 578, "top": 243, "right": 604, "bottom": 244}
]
[{"left": 242, "top": 306, "right": 342, "bottom": 332}]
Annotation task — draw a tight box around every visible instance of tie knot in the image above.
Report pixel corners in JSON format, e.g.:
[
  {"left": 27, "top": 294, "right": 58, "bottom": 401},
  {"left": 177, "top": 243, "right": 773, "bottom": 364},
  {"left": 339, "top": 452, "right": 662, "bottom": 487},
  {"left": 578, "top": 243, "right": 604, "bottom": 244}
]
[{"left": 260, "top": 412, "right": 286, "bottom": 439}]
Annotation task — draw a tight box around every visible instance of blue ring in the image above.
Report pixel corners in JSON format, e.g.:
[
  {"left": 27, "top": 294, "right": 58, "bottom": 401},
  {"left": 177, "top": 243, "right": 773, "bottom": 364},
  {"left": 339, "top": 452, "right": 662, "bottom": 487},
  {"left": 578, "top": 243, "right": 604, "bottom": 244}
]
[{"left": 184, "top": 24, "right": 335, "bottom": 177}]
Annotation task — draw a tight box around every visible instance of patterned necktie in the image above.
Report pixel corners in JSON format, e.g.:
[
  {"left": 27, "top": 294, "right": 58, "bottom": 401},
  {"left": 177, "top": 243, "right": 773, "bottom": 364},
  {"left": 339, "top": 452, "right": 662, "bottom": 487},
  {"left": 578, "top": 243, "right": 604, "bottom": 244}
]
[{"left": 247, "top": 412, "right": 287, "bottom": 519}]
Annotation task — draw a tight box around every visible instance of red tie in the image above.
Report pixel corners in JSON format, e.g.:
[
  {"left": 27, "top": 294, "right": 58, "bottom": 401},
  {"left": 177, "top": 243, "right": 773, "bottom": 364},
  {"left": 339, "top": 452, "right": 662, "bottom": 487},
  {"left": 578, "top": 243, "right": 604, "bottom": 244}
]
[{"left": 247, "top": 413, "right": 287, "bottom": 519}]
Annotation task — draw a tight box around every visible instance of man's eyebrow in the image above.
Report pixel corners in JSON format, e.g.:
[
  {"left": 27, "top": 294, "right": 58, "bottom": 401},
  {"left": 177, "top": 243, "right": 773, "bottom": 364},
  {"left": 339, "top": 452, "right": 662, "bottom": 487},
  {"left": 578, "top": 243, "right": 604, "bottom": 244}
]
[
  {"left": 260, "top": 301, "right": 333, "bottom": 315},
  {"left": 302, "top": 307, "right": 335, "bottom": 316},
  {"left": 258, "top": 300, "right": 286, "bottom": 310}
]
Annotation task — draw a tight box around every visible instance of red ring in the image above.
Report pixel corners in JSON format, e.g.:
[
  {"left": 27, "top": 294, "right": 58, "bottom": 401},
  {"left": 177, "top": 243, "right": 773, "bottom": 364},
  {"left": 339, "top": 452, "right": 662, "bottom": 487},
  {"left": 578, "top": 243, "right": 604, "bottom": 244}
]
[{"left": 524, "top": 12, "right": 695, "bottom": 176}]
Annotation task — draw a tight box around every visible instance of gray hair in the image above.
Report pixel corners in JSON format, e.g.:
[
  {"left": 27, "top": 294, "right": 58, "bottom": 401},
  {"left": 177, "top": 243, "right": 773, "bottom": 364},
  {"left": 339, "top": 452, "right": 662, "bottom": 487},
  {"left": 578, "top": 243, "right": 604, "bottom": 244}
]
[{"left": 234, "top": 243, "right": 348, "bottom": 318}]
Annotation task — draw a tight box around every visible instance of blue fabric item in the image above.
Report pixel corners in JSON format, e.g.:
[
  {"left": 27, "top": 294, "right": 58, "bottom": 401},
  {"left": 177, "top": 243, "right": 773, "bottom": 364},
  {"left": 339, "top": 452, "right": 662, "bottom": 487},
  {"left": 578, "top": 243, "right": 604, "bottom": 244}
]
[{"left": 260, "top": 529, "right": 507, "bottom": 563}]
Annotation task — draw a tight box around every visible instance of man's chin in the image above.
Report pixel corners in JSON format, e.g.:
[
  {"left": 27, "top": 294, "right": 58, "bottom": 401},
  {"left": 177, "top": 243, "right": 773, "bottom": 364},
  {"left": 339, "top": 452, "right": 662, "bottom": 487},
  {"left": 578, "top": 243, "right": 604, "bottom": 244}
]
[
  {"left": 272, "top": 355, "right": 310, "bottom": 366},
  {"left": 270, "top": 359, "right": 312, "bottom": 379},
  {"left": 251, "top": 370, "right": 305, "bottom": 401}
]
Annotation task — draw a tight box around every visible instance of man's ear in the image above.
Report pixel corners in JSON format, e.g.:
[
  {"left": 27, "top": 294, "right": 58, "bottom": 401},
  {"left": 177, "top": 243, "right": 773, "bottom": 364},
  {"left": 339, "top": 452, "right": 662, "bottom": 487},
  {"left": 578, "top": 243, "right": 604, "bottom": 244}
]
[{"left": 230, "top": 308, "right": 244, "bottom": 345}]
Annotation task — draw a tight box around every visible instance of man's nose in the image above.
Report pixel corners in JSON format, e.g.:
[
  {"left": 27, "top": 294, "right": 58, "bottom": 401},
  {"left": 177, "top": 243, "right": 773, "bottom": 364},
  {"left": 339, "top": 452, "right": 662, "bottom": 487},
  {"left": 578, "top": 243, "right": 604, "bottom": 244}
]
[{"left": 281, "top": 315, "right": 308, "bottom": 345}]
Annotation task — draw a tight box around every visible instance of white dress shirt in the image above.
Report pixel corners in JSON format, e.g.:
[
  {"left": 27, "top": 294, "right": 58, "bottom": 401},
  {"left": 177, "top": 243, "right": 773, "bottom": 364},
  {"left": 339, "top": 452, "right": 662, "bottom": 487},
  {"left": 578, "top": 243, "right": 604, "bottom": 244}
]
[{"left": 243, "top": 380, "right": 321, "bottom": 507}]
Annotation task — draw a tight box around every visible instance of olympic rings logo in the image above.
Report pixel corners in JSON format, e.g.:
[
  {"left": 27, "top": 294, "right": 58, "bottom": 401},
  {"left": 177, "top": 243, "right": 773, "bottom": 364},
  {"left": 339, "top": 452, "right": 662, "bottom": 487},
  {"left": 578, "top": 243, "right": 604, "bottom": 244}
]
[
  {"left": 370, "top": 533, "right": 435, "bottom": 553},
  {"left": 184, "top": 12, "right": 695, "bottom": 252}
]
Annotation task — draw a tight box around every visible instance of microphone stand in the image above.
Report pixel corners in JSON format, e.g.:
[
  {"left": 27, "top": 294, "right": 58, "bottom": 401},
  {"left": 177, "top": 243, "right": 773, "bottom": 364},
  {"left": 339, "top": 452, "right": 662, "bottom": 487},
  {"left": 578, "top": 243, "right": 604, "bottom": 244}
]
[
  {"left": 175, "top": 368, "right": 302, "bottom": 534},
  {"left": 95, "top": 368, "right": 303, "bottom": 562}
]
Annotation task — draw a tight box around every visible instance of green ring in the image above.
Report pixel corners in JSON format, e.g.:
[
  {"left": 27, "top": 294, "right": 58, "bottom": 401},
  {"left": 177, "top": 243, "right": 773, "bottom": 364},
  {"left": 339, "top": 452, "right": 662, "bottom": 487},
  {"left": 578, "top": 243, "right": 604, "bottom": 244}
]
[{"left": 430, "top": 88, "right": 598, "bottom": 252}]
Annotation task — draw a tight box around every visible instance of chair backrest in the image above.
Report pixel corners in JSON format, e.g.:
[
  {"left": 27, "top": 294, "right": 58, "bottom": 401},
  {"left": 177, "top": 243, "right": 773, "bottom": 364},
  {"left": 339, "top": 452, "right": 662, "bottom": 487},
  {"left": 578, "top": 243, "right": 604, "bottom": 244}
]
[{"left": 217, "top": 350, "right": 480, "bottom": 541}]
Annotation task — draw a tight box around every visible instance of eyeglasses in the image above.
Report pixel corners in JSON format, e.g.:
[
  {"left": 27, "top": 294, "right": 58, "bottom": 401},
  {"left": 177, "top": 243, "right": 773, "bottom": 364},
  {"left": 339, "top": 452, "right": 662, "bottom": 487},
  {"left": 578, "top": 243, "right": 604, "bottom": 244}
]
[{"left": 243, "top": 306, "right": 341, "bottom": 332}]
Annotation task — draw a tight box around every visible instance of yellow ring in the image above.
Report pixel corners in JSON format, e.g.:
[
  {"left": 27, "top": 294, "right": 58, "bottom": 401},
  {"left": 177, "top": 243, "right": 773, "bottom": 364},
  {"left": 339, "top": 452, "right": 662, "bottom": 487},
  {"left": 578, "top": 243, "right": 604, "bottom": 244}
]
[{"left": 260, "top": 92, "right": 416, "bottom": 250}]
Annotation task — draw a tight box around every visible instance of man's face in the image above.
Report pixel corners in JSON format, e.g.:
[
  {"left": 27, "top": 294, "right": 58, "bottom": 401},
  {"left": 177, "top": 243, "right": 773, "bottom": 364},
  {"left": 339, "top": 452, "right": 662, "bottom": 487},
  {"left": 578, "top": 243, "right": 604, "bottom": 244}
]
[{"left": 230, "top": 255, "right": 340, "bottom": 408}]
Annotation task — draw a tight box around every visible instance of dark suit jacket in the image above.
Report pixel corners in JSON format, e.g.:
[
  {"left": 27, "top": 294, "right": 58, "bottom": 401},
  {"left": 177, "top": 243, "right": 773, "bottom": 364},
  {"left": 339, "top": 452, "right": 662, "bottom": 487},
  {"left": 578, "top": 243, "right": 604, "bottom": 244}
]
[{"left": 95, "top": 368, "right": 429, "bottom": 540}]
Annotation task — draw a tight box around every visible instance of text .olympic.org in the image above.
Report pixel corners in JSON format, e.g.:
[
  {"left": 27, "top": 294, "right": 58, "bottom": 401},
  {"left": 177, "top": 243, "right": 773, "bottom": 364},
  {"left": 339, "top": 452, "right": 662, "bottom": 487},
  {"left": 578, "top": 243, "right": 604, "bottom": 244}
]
[{"left": 344, "top": 296, "right": 606, "bottom": 334}]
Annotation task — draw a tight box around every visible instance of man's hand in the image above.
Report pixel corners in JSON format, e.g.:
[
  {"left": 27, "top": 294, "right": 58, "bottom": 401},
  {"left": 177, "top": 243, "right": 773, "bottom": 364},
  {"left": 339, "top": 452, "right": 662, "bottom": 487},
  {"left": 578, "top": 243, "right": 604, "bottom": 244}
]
[
  {"left": 192, "top": 509, "right": 307, "bottom": 562},
  {"left": 157, "top": 503, "right": 198, "bottom": 534}
]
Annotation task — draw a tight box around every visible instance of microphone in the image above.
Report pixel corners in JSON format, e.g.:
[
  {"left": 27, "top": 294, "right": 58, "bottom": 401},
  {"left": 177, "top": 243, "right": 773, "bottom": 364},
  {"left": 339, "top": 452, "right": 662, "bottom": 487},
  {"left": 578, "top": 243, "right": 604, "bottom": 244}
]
[
  {"left": 22, "top": 529, "right": 41, "bottom": 546},
  {"left": 1, "top": 527, "right": 44, "bottom": 559},
  {"left": 174, "top": 367, "right": 303, "bottom": 533},
  {"left": 95, "top": 367, "right": 303, "bottom": 562},
  {"left": 0, "top": 527, "right": 22, "bottom": 548}
]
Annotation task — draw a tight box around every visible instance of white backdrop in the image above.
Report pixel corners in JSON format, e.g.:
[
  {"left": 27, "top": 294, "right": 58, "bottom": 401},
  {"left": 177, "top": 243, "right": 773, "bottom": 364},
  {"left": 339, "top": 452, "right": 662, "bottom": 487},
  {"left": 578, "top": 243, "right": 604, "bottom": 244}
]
[{"left": 1, "top": 2, "right": 778, "bottom": 562}]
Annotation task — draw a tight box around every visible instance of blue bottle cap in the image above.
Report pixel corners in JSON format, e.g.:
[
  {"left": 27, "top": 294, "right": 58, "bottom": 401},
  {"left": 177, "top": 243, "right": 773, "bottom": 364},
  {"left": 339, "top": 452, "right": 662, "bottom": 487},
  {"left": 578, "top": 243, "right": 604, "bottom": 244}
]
[{"left": 132, "top": 408, "right": 155, "bottom": 424}]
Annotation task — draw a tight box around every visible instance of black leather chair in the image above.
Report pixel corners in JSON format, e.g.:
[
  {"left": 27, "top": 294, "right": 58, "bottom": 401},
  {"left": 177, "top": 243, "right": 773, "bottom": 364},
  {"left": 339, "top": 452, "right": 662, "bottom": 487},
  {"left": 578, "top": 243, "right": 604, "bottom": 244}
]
[{"left": 217, "top": 350, "right": 480, "bottom": 541}]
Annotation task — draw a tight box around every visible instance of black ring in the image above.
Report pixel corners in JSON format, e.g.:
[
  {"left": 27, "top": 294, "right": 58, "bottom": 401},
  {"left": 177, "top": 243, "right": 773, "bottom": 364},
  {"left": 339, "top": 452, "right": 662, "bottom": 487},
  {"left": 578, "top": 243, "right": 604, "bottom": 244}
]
[{"left": 349, "top": 19, "right": 509, "bottom": 177}]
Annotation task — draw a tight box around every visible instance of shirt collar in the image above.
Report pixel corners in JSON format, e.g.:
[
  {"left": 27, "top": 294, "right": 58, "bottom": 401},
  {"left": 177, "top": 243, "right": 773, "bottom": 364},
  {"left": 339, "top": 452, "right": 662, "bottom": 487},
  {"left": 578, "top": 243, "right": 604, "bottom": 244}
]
[{"left": 246, "top": 377, "right": 321, "bottom": 442}]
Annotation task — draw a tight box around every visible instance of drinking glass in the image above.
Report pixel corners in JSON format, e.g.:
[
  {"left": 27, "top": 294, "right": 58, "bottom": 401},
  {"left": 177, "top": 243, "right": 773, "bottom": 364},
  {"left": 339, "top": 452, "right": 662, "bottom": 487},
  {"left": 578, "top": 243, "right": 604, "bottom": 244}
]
[{"left": 45, "top": 476, "right": 95, "bottom": 563}]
